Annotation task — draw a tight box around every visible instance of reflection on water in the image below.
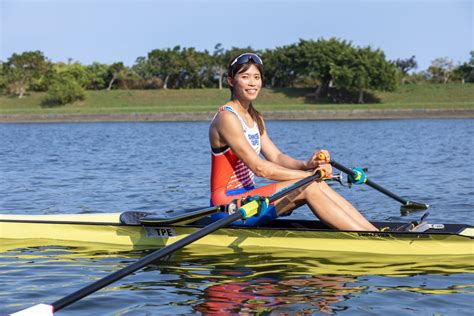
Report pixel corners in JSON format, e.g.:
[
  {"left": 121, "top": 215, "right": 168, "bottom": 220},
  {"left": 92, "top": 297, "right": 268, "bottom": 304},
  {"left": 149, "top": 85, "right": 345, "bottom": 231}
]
[
  {"left": 2, "top": 243, "right": 473, "bottom": 315},
  {"left": 193, "top": 275, "right": 359, "bottom": 315}
]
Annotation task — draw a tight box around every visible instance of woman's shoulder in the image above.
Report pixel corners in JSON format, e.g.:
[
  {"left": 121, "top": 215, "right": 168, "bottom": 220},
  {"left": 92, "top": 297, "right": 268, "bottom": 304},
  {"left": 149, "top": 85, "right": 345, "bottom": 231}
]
[
  {"left": 214, "top": 104, "right": 237, "bottom": 118},
  {"left": 214, "top": 108, "right": 239, "bottom": 124},
  {"left": 210, "top": 109, "right": 240, "bottom": 133},
  {"left": 216, "top": 104, "right": 236, "bottom": 114}
]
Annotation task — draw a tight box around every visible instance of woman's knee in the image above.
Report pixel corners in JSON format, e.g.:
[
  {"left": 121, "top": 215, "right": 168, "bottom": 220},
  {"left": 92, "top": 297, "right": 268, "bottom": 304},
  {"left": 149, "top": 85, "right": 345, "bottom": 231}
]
[{"left": 303, "top": 181, "right": 326, "bottom": 197}]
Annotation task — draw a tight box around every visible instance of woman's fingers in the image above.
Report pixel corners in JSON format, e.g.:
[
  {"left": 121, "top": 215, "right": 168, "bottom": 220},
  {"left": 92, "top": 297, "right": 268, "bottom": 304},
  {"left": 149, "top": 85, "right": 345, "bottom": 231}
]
[
  {"left": 315, "top": 164, "right": 332, "bottom": 179},
  {"left": 315, "top": 149, "right": 330, "bottom": 162},
  {"left": 308, "top": 149, "right": 331, "bottom": 169}
]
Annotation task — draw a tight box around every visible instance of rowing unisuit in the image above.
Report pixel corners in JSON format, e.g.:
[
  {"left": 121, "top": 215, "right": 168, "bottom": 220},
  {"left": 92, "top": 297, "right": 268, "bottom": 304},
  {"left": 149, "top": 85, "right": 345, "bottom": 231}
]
[
  {"left": 211, "top": 105, "right": 260, "bottom": 195},
  {"left": 210, "top": 105, "right": 277, "bottom": 226}
]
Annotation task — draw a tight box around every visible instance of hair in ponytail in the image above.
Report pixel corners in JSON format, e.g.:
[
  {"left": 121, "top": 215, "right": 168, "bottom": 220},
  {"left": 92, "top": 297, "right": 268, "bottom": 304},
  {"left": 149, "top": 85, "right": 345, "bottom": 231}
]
[{"left": 248, "top": 102, "right": 264, "bottom": 135}]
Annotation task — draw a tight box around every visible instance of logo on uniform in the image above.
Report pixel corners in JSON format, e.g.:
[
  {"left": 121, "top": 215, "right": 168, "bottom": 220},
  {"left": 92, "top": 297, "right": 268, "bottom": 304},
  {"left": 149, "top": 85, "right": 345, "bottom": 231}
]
[{"left": 248, "top": 133, "right": 259, "bottom": 146}]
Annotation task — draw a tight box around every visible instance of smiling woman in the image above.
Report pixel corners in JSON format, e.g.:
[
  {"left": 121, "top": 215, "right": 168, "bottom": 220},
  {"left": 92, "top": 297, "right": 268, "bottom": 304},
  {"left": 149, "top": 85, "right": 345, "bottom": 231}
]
[{"left": 207, "top": 53, "right": 378, "bottom": 231}]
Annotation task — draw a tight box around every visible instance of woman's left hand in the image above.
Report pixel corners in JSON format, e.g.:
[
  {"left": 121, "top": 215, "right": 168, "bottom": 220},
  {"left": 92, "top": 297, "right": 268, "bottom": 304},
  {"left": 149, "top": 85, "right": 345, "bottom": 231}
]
[{"left": 306, "top": 149, "right": 331, "bottom": 169}]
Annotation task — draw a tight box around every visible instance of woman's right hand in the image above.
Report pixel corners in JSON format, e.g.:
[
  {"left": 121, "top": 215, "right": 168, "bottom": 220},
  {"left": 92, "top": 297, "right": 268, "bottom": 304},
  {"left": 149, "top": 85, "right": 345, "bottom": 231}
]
[{"left": 315, "top": 163, "right": 332, "bottom": 180}]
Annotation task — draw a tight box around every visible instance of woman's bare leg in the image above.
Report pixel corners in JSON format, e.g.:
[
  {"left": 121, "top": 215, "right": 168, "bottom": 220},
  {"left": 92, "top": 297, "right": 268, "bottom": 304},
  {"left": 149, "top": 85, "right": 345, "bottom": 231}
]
[
  {"left": 316, "top": 181, "right": 377, "bottom": 229},
  {"left": 273, "top": 180, "right": 377, "bottom": 231}
]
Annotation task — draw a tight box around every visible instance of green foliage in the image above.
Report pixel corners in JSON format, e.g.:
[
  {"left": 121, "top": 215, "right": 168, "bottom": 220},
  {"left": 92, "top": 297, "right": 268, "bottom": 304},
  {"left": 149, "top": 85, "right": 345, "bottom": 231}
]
[
  {"left": 106, "top": 62, "right": 127, "bottom": 90},
  {"left": 4, "top": 43, "right": 471, "bottom": 105},
  {"left": 85, "top": 62, "right": 109, "bottom": 89},
  {"left": 55, "top": 62, "right": 92, "bottom": 87},
  {"left": 452, "top": 51, "right": 474, "bottom": 83},
  {"left": 262, "top": 45, "right": 299, "bottom": 88},
  {"left": 0, "top": 62, "right": 6, "bottom": 92},
  {"left": 428, "top": 57, "right": 455, "bottom": 84},
  {"left": 3, "top": 50, "right": 54, "bottom": 97},
  {"left": 395, "top": 56, "right": 418, "bottom": 76},
  {"left": 296, "top": 38, "right": 355, "bottom": 89},
  {"left": 330, "top": 47, "right": 400, "bottom": 103},
  {"left": 41, "top": 74, "right": 85, "bottom": 107},
  {"left": 402, "top": 72, "right": 429, "bottom": 84},
  {"left": 285, "top": 38, "right": 399, "bottom": 102}
]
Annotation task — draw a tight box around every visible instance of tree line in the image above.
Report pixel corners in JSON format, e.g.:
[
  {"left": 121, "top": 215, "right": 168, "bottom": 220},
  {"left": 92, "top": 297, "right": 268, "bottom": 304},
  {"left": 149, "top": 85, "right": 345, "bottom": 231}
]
[{"left": 1, "top": 38, "right": 472, "bottom": 106}]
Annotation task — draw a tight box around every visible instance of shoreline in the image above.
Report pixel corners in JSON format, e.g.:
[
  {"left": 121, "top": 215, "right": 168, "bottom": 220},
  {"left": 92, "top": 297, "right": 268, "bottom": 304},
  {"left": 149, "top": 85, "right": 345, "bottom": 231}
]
[{"left": 1, "top": 108, "right": 474, "bottom": 123}]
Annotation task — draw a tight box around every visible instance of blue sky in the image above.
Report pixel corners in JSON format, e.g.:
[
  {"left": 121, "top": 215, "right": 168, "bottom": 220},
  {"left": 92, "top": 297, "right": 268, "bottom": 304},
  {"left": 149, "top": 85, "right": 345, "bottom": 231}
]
[{"left": 1, "top": 0, "right": 472, "bottom": 71}]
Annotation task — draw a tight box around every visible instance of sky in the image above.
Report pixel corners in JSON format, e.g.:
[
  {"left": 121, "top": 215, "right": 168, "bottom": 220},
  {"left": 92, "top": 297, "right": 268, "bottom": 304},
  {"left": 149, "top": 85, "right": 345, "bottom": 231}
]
[{"left": 1, "top": 0, "right": 472, "bottom": 71}]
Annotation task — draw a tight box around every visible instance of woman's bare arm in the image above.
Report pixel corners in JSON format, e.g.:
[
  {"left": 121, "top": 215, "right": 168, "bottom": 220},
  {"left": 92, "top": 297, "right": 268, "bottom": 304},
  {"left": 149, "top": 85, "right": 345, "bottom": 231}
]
[{"left": 211, "top": 112, "right": 312, "bottom": 181}]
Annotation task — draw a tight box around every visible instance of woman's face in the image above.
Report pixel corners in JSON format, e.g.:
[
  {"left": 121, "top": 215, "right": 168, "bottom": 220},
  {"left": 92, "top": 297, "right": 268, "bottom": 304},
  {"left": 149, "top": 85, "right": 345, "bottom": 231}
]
[{"left": 229, "top": 64, "right": 262, "bottom": 104}]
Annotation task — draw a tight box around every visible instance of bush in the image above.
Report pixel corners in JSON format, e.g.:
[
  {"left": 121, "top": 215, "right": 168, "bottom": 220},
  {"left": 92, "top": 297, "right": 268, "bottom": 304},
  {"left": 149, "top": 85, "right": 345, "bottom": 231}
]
[{"left": 41, "top": 75, "right": 85, "bottom": 107}]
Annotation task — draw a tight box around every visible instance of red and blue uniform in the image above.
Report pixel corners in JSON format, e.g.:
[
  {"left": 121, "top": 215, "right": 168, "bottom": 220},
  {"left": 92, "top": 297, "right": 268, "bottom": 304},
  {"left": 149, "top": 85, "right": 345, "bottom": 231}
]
[{"left": 210, "top": 105, "right": 278, "bottom": 226}]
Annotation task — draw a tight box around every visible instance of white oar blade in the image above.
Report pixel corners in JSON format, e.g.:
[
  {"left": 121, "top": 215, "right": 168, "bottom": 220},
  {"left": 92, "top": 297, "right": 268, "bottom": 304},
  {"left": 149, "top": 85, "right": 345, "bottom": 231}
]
[{"left": 11, "top": 304, "right": 54, "bottom": 316}]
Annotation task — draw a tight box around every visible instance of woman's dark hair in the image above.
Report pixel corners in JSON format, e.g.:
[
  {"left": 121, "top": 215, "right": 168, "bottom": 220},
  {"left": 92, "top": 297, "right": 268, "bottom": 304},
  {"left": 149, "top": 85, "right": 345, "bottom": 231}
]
[{"left": 227, "top": 56, "right": 265, "bottom": 135}]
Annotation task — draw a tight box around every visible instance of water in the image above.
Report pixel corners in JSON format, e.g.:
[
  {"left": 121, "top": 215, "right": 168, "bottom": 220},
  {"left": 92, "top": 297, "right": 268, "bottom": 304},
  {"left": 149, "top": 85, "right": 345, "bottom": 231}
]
[{"left": 1, "top": 119, "right": 473, "bottom": 315}]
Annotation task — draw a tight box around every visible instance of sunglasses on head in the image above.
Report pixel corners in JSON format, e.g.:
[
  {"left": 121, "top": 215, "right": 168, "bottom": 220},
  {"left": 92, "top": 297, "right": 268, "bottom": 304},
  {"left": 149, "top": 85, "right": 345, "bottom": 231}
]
[{"left": 229, "top": 53, "right": 263, "bottom": 69}]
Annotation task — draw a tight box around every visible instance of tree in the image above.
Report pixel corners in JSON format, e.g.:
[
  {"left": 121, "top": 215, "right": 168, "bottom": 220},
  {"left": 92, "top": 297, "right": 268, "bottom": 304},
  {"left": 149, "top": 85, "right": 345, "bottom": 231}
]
[
  {"left": 295, "top": 38, "right": 355, "bottom": 98},
  {"left": 395, "top": 56, "right": 417, "bottom": 83},
  {"left": 212, "top": 43, "right": 227, "bottom": 89},
  {"left": 428, "top": 57, "right": 455, "bottom": 84},
  {"left": 146, "top": 46, "right": 183, "bottom": 89},
  {"left": 330, "top": 46, "right": 399, "bottom": 103},
  {"left": 179, "top": 47, "right": 210, "bottom": 88},
  {"left": 0, "top": 61, "right": 6, "bottom": 92},
  {"left": 452, "top": 51, "right": 474, "bottom": 83},
  {"left": 41, "top": 73, "right": 85, "bottom": 107},
  {"left": 132, "top": 56, "right": 151, "bottom": 80},
  {"left": 3, "top": 51, "right": 53, "bottom": 97},
  {"left": 106, "top": 62, "right": 126, "bottom": 90},
  {"left": 261, "top": 45, "right": 299, "bottom": 88},
  {"left": 55, "top": 62, "right": 92, "bottom": 88},
  {"left": 131, "top": 57, "right": 163, "bottom": 89},
  {"left": 85, "top": 62, "right": 109, "bottom": 89}
]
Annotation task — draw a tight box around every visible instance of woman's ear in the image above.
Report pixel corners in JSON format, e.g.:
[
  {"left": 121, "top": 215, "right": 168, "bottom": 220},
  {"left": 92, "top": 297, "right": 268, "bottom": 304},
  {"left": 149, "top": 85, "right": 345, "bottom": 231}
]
[{"left": 227, "top": 76, "right": 233, "bottom": 88}]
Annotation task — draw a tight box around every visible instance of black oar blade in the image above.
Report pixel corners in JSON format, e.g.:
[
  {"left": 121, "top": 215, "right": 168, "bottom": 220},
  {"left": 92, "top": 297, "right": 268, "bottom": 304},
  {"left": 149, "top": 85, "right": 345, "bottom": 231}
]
[{"left": 400, "top": 201, "right": 430, "bottom": 216}]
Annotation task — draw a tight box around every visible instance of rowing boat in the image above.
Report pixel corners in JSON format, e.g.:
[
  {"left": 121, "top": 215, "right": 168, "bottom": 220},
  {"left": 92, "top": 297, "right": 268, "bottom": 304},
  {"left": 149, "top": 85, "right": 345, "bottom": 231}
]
[{"left": 1, "top": 211, "right": 473, "bottom": 256}]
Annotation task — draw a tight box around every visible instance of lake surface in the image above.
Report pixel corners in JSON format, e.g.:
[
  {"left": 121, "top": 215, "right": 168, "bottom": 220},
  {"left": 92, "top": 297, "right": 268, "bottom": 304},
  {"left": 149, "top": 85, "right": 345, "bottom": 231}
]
[{"left": 1, "top": 119, "right": 473, "bottom": 315}]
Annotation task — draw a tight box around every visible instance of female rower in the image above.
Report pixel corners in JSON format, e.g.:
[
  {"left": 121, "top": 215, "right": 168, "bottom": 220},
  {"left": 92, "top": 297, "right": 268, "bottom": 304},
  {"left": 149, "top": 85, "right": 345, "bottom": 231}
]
[{"left": 209, "top": 53, "right": 377, "bottom": 231}]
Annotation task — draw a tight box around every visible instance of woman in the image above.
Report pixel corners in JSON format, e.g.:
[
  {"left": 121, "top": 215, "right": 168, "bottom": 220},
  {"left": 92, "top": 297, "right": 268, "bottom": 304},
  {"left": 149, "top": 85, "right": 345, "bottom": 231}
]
[{"left": 209, "top": 53, "right": 377, "bottom": 231}]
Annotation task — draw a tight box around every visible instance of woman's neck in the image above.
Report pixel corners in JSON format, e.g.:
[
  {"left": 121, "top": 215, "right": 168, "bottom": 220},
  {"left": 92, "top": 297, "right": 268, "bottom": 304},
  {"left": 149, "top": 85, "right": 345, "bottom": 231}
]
[{"left": 229, "top": 99, "right": 250, "bottom": 112}]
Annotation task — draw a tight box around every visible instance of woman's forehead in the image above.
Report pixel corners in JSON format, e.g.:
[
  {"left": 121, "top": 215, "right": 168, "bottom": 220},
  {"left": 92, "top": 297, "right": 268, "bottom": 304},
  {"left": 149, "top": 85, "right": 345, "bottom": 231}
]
[{"left": 237, "top": 64, "right": 261, "bottom": 75}]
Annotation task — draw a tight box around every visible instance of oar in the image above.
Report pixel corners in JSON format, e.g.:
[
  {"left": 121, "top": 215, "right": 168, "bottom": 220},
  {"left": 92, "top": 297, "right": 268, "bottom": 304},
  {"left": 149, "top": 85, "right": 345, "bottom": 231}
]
[
  {"left": 120, "top": 206, "right": 225, "bottom": 226},
  {"left": 13, "top": 170, "right": 324, "bottom": 315},
  {"left": 330, "top": 160, "right": 429, "bottom": 215}
]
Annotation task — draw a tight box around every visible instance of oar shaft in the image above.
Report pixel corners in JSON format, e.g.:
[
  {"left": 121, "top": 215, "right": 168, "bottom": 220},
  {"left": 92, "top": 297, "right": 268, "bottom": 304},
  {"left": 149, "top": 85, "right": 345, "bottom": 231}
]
[
  {"left": 268, "top": 171, "right": 322, "bottom": 202},
  {"left": 330, "top": 160, "right": 409, "bottom": 205},
  {"left": 365, "top": 179, "right": 406, "bottom": 204},
  {"left": 52, "top": 211, "right": 244, "bottom": 312}
]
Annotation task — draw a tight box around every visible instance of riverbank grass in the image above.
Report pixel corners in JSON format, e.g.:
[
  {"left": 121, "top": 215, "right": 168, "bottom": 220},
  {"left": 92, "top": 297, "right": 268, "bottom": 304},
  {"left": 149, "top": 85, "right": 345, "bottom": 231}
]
[{"left": 1, "top": 84, "right": 473, "bottom": 115}]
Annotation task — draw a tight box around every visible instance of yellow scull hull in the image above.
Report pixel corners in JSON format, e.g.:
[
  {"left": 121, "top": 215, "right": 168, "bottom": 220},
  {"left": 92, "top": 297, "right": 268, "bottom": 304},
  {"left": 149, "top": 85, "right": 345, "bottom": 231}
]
[{"left": 1, "top": 213, "right": 473, "bottom": 256}]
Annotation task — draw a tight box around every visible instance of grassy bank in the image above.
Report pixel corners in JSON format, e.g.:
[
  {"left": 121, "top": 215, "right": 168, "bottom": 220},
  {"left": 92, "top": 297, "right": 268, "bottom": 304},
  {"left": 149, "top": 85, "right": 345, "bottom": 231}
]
[{"left": 1, "top": 84, "right": 473, "bottom": 116}]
